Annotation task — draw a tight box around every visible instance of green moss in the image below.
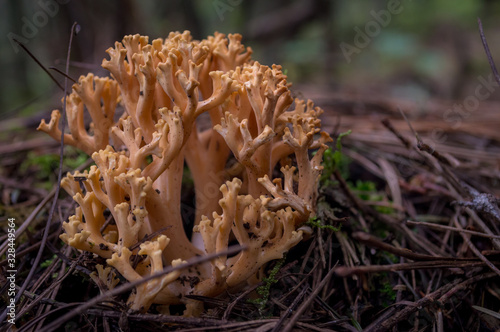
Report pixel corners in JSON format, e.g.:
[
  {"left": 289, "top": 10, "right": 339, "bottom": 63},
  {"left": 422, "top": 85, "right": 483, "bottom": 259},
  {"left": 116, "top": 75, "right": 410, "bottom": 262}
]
[
  {"left": 247, "top": 255, "right": 286, "bottom": 314},
  {"left": 40, "top": 254, "right": 58, "bottom": 268},
  {"left": 348, "top": 180, "right": 395, "bottom": 215},
  {"left": 378, "top": 273, "right": 397, "bottom": 306},
  {"left": 306, "top": 216, "right": 341, "bottom": 231},
  {"left": 20, "top": 146, "right": 88, "bottom": 190},
  {"left": 320, "top": 130, "right": 351, "bottom": 187}
]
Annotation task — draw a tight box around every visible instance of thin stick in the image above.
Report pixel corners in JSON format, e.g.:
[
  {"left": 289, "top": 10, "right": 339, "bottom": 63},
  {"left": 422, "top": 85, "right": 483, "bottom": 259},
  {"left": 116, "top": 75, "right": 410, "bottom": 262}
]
[
  {"left": 222, "top": 283, "right": 261, "bottom": 321},
  {"left": 381, "top": 118, "right": 412, "bottom": 149},
  {"left": 352, "top": 232, "right": 470, "bottom": 261},
  {"left": 398, "top": 107, "right": 421, "bottom": 143},
  {"left": 478, "top": 18, "right": 500, "bottom": 86},
  {"left": 281, "top": 264, "right": 337, "bottom": 332},
  {"left": 333, "top": 260, "right": 490, "bottom": 277},
  {"left": 406, "top": 220, "right": 500, "bottom": 239},
  {"left": 438, "top": 271, "right": 498, "bottom": 304},
  {"left": 83, "top": 309, "right": 226, "bottom": 326},
  {"left": 49, "top": 66, "right": 77, "bottom": 83},
  {"left": 453, "top": 216, "right": 500, "bottom": 277},
  {"left": 398, "top": 107, "right": 455, "bottom": 167},
  {"left": 272, "top": 286, "right": 308, "bottom": 332},
  {"left": 13, "top": 39, "right": 64, "bottom": 91},
  {"left": 129, "top": 226, "right": 172, "bottom": 251},
  {"left": 272, "top": 264, "right": 320, "bottom": 332}
]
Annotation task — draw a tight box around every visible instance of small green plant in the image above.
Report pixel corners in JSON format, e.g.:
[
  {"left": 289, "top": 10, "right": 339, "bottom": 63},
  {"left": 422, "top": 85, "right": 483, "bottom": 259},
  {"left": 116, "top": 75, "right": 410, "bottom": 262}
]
[
  {"left": 64, "top": 148, "right": 88, "bottom": 169},
  {"left": 320, "top": 130, "right": 352, "bottom": 187},
  {"left": 380, "top": 281, "right": 397, "bottom": 302},
  {"left": 376, "top": 271, "right": 397, "bottom": 307},
  {"left": 350, "top": 180, "right": 376, "bottom": 201},
  {"left": 248, "top": 255, "right": 286, "bottom": 313},
  {"left": 306, "top": 216, "right": 341, "bottom": 231},
  {"left": 40, "top": 254, "right": 58, "bottom": 268},
  {"left": 20, "top": 152, "right": 59, "bottom": 180},
  {"left": 349, "top": 180, "right": 395, "bottom": 214},
  {"left": 20, "top": 147, "right": 88, "bottom": 190}
]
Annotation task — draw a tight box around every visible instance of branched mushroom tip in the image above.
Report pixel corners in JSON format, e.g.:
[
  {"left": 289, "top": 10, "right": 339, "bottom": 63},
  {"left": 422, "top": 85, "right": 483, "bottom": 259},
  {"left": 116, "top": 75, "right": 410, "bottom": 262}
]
[{"left": 39, "top": 31, "right": 331, "bottom": 314}]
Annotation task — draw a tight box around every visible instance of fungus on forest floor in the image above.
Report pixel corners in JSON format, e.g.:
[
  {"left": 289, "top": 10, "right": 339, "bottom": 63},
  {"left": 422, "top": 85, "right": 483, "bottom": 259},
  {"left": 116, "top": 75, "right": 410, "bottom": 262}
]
[{"left": 38, "top": 31, "right": 331, "bottom": 314}]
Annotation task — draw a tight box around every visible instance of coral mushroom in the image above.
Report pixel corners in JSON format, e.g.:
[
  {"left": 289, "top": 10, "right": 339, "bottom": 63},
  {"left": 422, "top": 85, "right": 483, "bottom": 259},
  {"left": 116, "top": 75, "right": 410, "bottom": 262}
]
[{"left": 38, "top": 31, "right": 332, "bottom": 314}]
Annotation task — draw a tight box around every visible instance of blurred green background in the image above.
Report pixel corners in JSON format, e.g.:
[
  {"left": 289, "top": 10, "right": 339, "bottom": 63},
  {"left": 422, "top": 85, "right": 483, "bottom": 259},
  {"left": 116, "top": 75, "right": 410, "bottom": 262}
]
[{"left": 1, "top": 0, "right": 500, "bottom": 121}]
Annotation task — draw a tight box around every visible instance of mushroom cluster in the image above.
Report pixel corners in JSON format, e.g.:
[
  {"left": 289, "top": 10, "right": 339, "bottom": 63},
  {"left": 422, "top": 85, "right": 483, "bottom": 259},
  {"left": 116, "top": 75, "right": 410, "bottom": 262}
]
[{"left": 38, "top": 31, "right": 331, "bottom": 314}]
